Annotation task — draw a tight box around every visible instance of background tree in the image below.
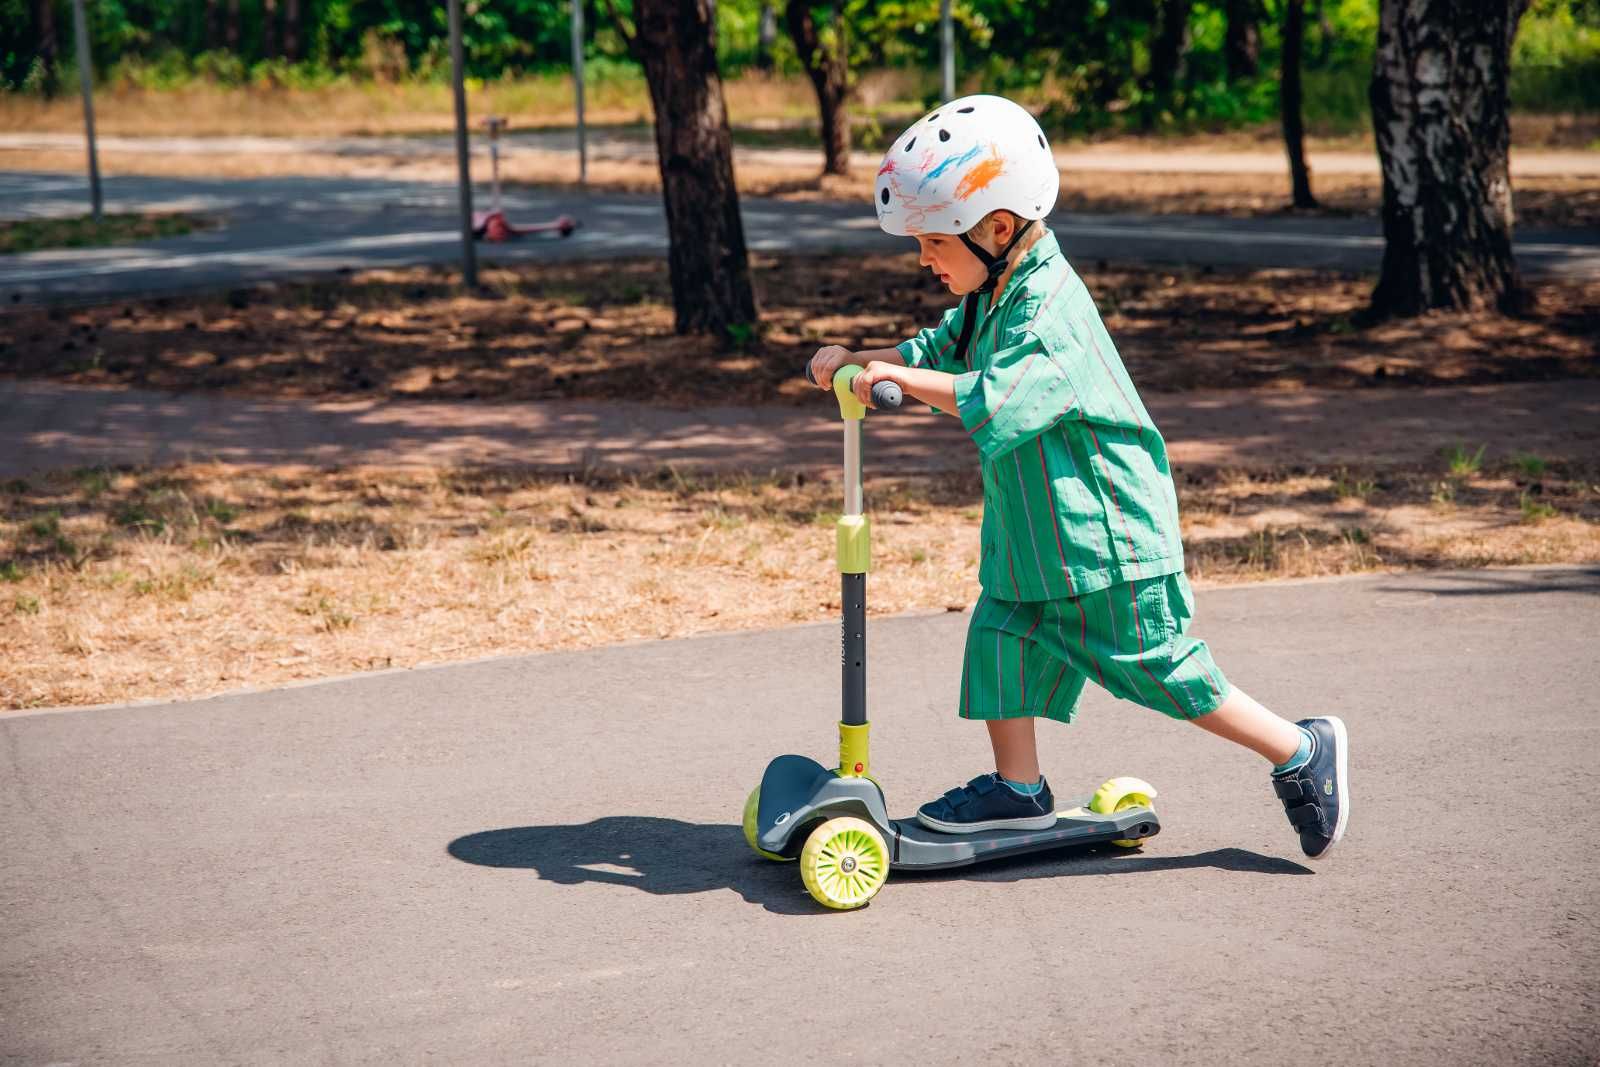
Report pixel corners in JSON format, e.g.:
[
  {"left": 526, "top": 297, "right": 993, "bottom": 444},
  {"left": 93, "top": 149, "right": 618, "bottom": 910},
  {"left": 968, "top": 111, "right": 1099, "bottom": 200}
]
[
  {"left": 602, "top": 0, "right": 759, "bottom": 338},
  {"left": 1369, "top": 0, "right": 1531, "bottom": 316},
  {"left": 1147, "top": 0, "right": 1193, "bottom": 99},
  {"left": 1224, "top": 0, "right": 1262, "bottom": 80},
  {"left": 1280, "top": 0, "right": 1316, "bottom": 207},
  {"left": 786, "top": 1, "right": 851, "bottom": 175},
  {"left": 756, "top": 3, "right": 778, "bottom": 71}
]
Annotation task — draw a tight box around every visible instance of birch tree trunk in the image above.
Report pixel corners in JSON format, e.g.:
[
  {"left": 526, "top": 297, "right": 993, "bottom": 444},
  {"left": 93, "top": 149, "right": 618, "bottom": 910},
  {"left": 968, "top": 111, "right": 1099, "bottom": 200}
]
[
  {"left": 630, "top": 0, "right": 759, "bottom": 337},
  {"left": 1369, "top": 0, "right": 1530, "bottom": 316}
]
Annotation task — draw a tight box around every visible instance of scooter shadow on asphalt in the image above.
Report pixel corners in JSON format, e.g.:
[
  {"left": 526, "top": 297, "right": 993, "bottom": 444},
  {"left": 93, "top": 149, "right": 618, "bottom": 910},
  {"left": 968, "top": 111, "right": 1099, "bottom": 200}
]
[{"left": 446, "top": 817, "right": 1310, "bottom": 915}]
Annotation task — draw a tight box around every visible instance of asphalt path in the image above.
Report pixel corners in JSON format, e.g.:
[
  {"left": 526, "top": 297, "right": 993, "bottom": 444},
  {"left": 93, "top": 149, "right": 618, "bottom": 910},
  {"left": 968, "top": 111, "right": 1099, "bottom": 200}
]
[
  {"left": 2, "top": 171, "right": 1596, "bottom": 306},
  {"left": 3, "top": 566, "right": 1598, "bottom": 1065}
]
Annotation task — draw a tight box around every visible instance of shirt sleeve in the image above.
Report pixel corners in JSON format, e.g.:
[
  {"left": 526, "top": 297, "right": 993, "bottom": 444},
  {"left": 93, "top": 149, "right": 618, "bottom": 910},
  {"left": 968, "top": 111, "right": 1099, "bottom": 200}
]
[
  {"left": 951, "top": 325, "right": 1080, "bottom": 462},
  {"left": 895, "top": 301, "right": 968, "bottom": 374}
]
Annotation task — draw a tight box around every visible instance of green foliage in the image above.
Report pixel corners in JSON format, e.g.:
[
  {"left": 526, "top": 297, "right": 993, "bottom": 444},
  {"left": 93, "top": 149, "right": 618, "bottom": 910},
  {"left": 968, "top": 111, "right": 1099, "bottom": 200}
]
[{"left": 2, "top": 0, "right": 1596, "bottom": 131}]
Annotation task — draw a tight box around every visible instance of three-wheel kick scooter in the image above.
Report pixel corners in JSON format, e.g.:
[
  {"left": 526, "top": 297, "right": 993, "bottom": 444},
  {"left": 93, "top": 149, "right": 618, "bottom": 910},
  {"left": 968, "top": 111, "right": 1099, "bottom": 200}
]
[{"left": 742, "top": 364, "right": 1161, "bottom": 910}]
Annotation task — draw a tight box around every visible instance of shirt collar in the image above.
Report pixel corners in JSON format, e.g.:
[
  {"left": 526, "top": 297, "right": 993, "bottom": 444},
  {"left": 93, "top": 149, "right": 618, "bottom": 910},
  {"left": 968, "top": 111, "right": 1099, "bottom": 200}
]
[{"left": 991, "top": 226, "right": 1060, "bottom": 308}]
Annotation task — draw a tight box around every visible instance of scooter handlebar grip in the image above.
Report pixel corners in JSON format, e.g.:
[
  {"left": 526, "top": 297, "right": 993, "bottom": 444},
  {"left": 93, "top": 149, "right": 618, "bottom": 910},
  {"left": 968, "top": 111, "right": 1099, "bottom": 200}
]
[{"left": 804, "top": 361, "right": 902, "bottom": 410}]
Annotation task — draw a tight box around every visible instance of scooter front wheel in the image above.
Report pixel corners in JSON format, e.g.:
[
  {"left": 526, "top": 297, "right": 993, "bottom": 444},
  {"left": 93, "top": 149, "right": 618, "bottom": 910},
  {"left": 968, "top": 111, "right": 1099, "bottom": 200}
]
[
  {"left": 742, "top": 787, "right": 794, "bottom": 862},
  {"left": 799, "top": 816, "right": 890, "bottom": 910}
]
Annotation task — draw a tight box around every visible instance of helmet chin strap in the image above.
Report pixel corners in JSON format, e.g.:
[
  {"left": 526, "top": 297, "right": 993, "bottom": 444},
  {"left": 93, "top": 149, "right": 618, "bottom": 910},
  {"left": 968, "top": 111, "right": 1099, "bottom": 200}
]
[
  {"left": 958, "top": 217, "right": 1036, "bottom": 294},
  {"left": 949, "top": 217, "right": 1036, "bottom": 369}
]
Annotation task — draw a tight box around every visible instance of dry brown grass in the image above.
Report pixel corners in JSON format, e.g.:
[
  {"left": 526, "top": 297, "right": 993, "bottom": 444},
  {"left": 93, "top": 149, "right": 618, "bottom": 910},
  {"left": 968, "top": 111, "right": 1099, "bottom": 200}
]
[
  {"left": 5, "top": 254, "right": 1594, "bottom": 406},
  {"left": 4, "top": 457, "right": 1595, "bottom": 710},
  {"left": 0, "top": 72, "right": 924, "bottom": 138}
]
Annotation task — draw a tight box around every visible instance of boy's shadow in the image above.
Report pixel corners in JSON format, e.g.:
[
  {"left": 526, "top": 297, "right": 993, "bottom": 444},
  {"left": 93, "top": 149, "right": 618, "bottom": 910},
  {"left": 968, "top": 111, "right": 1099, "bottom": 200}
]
[{"left": 447, "top": 817, "right": 1310, "bottom": 915}]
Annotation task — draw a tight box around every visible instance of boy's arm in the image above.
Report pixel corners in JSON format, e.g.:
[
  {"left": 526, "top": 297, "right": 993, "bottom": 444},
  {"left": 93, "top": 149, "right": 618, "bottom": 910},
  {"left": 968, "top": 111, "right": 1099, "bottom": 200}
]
[
  {"left": 849, "top": 361, "right": 959, "bottom": 414},
  {"left": 949, "top": 330, "right": 1079, "bottom": 460},
  {"left": 897, "top": 302, "right": 968, "bottom": 374},
  {"left": 807, "top": 345, "right": 906, "bottom": 389}
]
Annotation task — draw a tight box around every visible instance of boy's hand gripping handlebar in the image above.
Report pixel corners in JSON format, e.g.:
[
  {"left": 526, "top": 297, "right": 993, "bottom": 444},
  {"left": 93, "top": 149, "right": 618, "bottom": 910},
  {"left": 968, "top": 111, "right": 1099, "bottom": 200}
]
[{"left": 804, "top": 361, "right": 903, "bottom": 411}]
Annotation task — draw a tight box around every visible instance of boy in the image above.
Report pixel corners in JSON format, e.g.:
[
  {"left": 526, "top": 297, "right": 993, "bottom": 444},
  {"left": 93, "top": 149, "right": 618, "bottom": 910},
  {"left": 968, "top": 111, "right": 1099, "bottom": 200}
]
[{"left": 807, "top": 95, "right": 1349, "bottom": 859}]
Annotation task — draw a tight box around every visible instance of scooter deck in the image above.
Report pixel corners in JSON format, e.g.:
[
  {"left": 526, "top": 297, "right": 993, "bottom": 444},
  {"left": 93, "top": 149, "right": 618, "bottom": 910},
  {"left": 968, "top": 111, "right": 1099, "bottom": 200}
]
[{"left": 886, "top": 801, "right": 1159, "bottom": 871}]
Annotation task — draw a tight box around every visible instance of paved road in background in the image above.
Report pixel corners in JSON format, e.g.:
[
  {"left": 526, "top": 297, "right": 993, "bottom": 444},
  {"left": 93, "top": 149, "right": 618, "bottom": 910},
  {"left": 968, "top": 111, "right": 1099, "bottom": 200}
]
[
  {"left": 6, "top": 127, "right": 1599, "bottom": 177},
  {"left": 3, "top": 172, "right": 1596, "bottom": 306},
  {"left": 3, "top": 566, "right": 1597, "bottom": 1064}
]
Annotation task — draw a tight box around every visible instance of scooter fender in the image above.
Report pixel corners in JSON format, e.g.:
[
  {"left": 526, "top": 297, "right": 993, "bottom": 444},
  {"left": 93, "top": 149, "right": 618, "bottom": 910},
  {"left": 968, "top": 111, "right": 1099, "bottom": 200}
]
[{"left": 755, "top": 754, "right": 893, "bottom": 857}]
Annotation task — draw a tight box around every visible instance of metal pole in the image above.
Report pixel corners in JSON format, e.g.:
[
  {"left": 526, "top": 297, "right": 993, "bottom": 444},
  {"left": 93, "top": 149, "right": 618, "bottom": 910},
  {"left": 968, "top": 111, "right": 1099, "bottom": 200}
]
[
  {"left": 940, "top": 0, "right": 955, "bottom": 102},
  {"left": 572, "top": 0, "right": 587, "bottom": 185},
  {"left": 448, "top": 0, "right": 478, "bottom": 288},
  {"left": 71, "top": 0, "right": 102, "bottom": 221}
]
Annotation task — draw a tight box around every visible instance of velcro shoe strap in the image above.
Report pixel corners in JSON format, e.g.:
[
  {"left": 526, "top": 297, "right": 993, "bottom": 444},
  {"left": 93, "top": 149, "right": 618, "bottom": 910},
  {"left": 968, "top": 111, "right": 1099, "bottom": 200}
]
[
  {"left": 1273, "top": 776, "right": 1312, "bottom": 802},
  {"left": 941, "top": 787, "right": 972, "bottom": 807},
  {"left": 1287, "top": 802, "right": 1326, "bottom": 833}
]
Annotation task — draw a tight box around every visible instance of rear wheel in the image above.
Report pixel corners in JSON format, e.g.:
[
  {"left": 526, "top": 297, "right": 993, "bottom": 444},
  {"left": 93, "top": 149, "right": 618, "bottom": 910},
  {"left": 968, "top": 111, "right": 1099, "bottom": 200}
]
[
  {"left": 799, "top": 816, "right": 889, "bottom": 910},
  {"left": 1088, "top": 776, "right": 1159, "bottom": 848},
  {"left": 742, "top": 786, "right": 793, "bottom": 862}
]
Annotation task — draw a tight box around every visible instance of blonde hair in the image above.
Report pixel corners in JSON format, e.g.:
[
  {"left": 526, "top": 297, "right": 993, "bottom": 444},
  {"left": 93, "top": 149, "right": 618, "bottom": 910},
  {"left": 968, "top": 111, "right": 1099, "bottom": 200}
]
[{"left": 969, "top": 209, "right": 1043, "bottom": 254}]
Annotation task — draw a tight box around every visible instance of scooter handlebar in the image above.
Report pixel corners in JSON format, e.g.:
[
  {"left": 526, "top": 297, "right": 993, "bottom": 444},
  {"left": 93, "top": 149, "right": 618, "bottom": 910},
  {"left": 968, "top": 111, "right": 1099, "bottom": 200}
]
[{"left": 804, "top": 361, "right": 903, "bottom": 409}]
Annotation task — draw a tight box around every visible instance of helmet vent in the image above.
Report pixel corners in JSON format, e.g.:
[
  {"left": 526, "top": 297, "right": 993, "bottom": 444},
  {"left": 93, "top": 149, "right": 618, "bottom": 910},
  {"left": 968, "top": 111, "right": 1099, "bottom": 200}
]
[
  {"left": 880, "top": 187, "right": 890, "bottom": 205},
  {"left": 957, "top": 106, "right": 975, "bottom": 113},
  {"left": 1038, "top": 134, "right": 1047, "bottom": 149},
  {"left": 904, "top": 137, "right": 916, "bottom": 152},
  {"left": 928, "top": 112, "right": 940, "bottom": 121},
  {"left": 938, "top": 128, "right": 951, "bottom": 142}
]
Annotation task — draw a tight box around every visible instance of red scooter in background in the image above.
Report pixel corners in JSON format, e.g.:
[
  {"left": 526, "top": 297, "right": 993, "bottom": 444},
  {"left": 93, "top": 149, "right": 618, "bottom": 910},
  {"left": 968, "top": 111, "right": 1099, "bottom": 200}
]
[{"left": 472, "top": 116, "right": 579, "bottom": 243}]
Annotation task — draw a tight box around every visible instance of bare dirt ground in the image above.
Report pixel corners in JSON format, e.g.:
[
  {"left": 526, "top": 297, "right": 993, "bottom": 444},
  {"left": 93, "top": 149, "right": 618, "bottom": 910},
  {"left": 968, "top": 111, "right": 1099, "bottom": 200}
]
[
  {"left": 3, "top": 457, "right": 1594, "bottom": 710},
  {"left": 4, "top": 254, "right": 1594, "bottom": 407},
  {"left": 3, "top": 251, "right": 1594, "bottom": 710}
]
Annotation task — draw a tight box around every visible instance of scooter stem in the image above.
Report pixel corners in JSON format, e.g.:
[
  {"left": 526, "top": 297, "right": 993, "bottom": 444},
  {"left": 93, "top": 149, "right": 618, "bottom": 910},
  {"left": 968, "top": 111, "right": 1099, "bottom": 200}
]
[{"left": 831, "top": 367, "right": 871, "bottom": 777}]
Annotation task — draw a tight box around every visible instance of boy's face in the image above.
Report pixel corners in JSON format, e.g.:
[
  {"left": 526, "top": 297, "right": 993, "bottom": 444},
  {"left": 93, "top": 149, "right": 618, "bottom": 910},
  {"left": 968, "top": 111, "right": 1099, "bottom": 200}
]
[{"left": 914, "top": 233, "right": 990, "bottom": 296}]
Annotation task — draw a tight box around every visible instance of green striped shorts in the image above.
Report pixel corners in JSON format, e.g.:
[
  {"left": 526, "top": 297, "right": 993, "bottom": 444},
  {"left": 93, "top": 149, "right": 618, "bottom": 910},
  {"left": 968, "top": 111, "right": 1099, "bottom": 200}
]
[{"left": 959, "top": 572, "right": 1230, "bottom": 723}]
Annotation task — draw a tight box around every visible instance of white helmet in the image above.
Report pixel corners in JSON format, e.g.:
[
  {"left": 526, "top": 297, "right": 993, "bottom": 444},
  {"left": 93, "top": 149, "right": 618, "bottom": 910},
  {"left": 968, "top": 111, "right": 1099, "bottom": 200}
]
[{"left": 873, "top": 94, "right": 1059, "bottom": 238}]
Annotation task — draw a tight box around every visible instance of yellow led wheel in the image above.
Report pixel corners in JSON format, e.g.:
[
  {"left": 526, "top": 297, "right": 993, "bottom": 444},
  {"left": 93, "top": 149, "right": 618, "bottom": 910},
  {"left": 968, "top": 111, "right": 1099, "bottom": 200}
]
[
  {"left": 742, "top": 787, "right": 793, "bottom": 862},
  {"left": 799, "top": 817, "right": 890, "bottom": 910},
  {"left": 1088, "top": 776, "right": 1159, "bottom": 848}
]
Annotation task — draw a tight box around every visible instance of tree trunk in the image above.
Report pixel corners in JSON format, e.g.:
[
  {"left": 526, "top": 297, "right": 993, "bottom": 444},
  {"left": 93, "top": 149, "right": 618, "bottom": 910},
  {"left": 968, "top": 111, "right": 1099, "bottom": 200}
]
[
  {"left": 33, "top": 0, "right": 59, "bottom": 91},
  {"left": 1147, "top": 0, "right": 1193, "bottom": 97},
  {"left": 632, "top": 0, "right": 759, "bottom": 338},
  {"left": 756, "top": 4, "right": 777, "bottom": 71},
  {"left": 204, "top": 0, "right": 220, "bottom": 50},
  {"left": 1369, "top": 0, "right": 1529, "bottom": 317},
  {"left": 261, "top": 0, "right": 279, "bottom": 59},
  {"left": 1223, "top": 0, "right": 1260, "bottom": 81},
  {"left": 786, "top": 2, "right": 851, "bottom": 175},
  {"left": 283, "top": 0, "right": 301, "bottom": 61},
  {"left": 1281, "top": 0, "right": 1316, "bottom": 208},
  {"left": 225, "top": 0, "right": 241, "bottom": 50}
]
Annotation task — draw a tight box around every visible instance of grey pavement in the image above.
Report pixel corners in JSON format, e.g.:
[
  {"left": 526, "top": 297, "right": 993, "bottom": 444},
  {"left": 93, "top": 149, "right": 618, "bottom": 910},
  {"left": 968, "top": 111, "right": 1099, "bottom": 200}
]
[
  {"left": 4, "top": 377, "right": 1599, "bottom": 480},
  {"left": 6, "top": 128, "right": 1599, "bottom": 177},
  {"left": 3, "top": 565, "right": 1598, "bottom": 1064},
  {"left": 2, "top": 171, "right": 1597, "bottom": 306}
]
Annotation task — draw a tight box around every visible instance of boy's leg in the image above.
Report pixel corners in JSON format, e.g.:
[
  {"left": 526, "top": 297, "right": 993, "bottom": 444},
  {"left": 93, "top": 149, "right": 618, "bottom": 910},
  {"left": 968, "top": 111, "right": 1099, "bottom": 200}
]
[
  {"left": 987, "top": 718, "right": 1040, "bottom": 783},
  {"left": 1191, "top": 687, "right": 1304, "bottom": 766},
  {"left": 916, "top": 596, "right": 1084, "bottom": 833},
  {"left": 1059, "top": 572, "right": 1348, "bottom": 859}
]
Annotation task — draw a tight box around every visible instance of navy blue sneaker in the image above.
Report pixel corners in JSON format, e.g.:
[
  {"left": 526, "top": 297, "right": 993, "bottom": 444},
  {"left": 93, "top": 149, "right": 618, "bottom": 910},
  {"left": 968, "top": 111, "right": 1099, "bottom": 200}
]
[
  {"left": 1271, "top": 716, "right": 1349, "bottom": 860},
  {"left": 916, "top": 773, "right": 1057, "bottom": 834}
]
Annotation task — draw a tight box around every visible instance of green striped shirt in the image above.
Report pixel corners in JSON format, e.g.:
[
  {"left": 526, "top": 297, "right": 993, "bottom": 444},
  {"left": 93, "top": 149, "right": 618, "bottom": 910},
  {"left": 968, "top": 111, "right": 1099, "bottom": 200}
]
[{"left": 897, "top": 228, "right": 1184, "bottom": 600}]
